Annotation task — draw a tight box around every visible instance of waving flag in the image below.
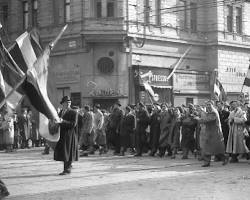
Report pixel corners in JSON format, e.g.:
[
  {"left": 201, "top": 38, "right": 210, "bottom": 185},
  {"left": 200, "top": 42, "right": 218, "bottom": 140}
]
[
  {"left": 243, "top": 64, "right": 250, "bottom": 87},
  {"left": 214, "top": 78, "right": 227, "bottom": 101}
]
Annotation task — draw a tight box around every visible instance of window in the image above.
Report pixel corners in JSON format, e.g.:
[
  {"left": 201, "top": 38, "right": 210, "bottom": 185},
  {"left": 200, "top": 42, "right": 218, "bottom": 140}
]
[
  {"left": 155, "top": 0, "right": 161, "bottom": 26},
  {"left": 64, "top": 0, "right": 70, "bottom": 22},
  {"left": 71, "top": 92, "right": 81, "bottom": 107},
  {"left": 107, "top": 0, "right": 115, "bottom": 18},
  {"left": 23, "top": 1, "right": 29, "bottom": 29},
  {"left": 2, "top": 5, "right": 8, "bottom": 28},
  {"left": 32, "top": 0, "right": 38, "bottom": 27},
  {"left": 145, "top": 0, "right": 150, "bottom": 25},
  {"left": 226, "top": 5, "right": 233, "bottom": 32},
  {"left": 179, "top": 0, "right": 187, "bottom": 29},
  {"left": 236, "top": 7, "right": 242, "bottom": 34},
  {"left": 96, "top": 0, "right": 102, "bottom": 18},
  {"left": 190, "top": 2, "right": 197, "bottom": 33}
]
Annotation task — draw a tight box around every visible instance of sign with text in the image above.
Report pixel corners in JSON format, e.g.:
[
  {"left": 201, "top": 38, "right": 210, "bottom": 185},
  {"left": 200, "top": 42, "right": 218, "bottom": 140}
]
[
  {"left": 138, "top": 67, "right": 171, "bottom": 87},
  {"left": 173, "top": 72, "right": 210, "bottom": 91}
]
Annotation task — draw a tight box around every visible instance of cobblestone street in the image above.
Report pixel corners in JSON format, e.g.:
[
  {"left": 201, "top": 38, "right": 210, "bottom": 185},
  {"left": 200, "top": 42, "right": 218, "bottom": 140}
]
[{"left": 1, "top": 148, "right": 250, "bottom": 200}]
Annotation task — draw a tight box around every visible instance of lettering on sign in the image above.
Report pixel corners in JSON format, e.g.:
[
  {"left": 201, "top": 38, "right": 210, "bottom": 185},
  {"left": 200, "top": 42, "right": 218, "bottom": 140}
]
[
  {"left": 225, "top": 67, "right": 246, "bottom": 78},
  {"left": 90, "top": 88, "right": 123, "bottom": 97},
  {"left": 174, "top": 73, "right": 210, "bottom": 91}
]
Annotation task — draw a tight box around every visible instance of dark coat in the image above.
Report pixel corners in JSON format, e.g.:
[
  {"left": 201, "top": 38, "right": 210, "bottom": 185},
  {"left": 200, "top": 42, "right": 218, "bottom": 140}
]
[
  {"left": 120, "top": 113, "right": 135, "bottom": 147},
  {"left": 109, "top": 107, "right": 123, "bottom": 131},
  {"left": 17, "top": 115, "right": 29, "bottom": 140},
  {"left": 181, "top": 114, "right": 198, "bottom": 151},
  {"left": 149, "top": 112, "right": 161, "bottom": 150},
  {"left": 54, "top": 108, "right": 78, "bottom": 162}
]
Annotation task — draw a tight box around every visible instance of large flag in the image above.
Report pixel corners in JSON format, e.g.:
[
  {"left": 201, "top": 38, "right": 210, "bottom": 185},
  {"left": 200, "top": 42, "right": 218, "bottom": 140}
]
[
  {"left": 243, "top": 64, "right": 250, "bottom": 87},
  {"left": 1, "top": 29, "right": 61, "bottom": 141},
  {"left": 214, "top": 77, "right": 227, "bottom": 101},
  {"left": 0, "top": 39, "right": 24, "bottom": 109}
]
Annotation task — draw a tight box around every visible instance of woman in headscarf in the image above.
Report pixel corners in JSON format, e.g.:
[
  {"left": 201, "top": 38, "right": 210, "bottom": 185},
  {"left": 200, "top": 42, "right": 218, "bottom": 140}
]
[{"left": 197, "top": 100, "right": 228, "bottom": 167}]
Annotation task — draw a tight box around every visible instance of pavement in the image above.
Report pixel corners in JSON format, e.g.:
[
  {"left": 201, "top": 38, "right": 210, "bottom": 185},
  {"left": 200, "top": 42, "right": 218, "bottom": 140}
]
[{"left": 1, "top": 148, "right": 250, "bottom": 200}]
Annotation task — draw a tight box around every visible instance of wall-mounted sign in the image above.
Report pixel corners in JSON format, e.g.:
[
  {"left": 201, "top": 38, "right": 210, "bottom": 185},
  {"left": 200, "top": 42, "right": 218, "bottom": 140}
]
[
  {"left": 173, "top": 72, "right": 210, "bottom": 92},
  {"left": 54, "top": 64, "right": 80, "bottom": 84},
  {"left": 136, "top": 66, "right": 172, "bottom": 87},
  {"left": 90, "top": 88, "right": 124, "bottom": 97}
]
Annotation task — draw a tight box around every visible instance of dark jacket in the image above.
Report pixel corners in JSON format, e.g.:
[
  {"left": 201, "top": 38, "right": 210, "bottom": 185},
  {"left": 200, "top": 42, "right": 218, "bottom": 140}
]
[
  {"left": 109, "top": 107, "right": 123, "bottom": 131},
  {"left": 120, "top": 113, "right": 136, "bottom": 136},
  {"left": 54, "top": 108, "right": 78, "bottom": 162}
]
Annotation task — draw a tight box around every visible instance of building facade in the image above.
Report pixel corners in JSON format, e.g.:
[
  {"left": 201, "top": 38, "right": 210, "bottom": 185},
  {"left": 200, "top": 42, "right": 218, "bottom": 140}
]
[{"left": 1, "top": 0, "right": 250, "bottom": 109}]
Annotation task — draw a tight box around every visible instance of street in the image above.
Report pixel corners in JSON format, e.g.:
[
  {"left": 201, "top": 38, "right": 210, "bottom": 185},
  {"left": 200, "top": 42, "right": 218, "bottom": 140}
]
[{"left": 1, "top": 148, "right": 250, "bottom": 200}]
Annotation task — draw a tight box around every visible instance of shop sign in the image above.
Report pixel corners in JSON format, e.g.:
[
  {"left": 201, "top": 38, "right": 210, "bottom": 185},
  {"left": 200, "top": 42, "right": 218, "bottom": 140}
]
[
  {"left": 138, "top": 67, "right": 171, "bottom": 87},
  {"left": 90, "top": 88, "right": 123, "bottom": 97},
  {"left": 54, "top": 65, "right": 80, "bottom": 84},
  {"left": 174, "top": 73, "right": 210, "bottom": 91}
]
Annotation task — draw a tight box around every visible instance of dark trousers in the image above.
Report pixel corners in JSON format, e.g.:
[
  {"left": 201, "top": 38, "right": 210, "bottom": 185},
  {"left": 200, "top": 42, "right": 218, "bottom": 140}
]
[
  {"left": 203, "top": 154, "right": 226, "bottom": 164},
  {"left": 64, "top": 161, "right": 72, "bottom": 171},
  {"left": 135, "top": 129, "right": 147, "bottom": 155}
]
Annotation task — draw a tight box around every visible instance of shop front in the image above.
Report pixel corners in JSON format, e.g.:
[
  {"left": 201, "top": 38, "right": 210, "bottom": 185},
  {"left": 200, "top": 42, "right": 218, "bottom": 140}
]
[
  {"left": 173, "top": 70, "right": 211, "bottom": 106},
  {"left": 133, "top": 66, "right": 173, "bottom": 106}
]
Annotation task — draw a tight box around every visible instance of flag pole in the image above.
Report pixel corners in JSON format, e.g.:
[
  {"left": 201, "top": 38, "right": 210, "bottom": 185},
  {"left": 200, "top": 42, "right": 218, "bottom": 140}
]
[
  {"left": 167, "top": 45, "right": 192, "bottom": 80},
  {"left": 0, "top": 25, "right": 68, "bottom": 109}
]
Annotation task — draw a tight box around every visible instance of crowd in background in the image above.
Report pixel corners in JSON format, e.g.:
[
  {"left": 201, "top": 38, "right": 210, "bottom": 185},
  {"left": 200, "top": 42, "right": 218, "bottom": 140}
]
[
  {"left": 2, "top": 99, "right": 250, "bottom": 167},
  {"left": 74, "top": 99, "right": 250, "bottom": 167},
  {"left": 0, "top": 107, "right": 43, "bottom": 152}
]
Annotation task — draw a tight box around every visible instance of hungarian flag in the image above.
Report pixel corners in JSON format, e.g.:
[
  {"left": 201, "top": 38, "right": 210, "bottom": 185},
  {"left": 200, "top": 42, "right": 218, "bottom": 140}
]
[
  {"left": 214, "top": 78, "right": 227, "bottom": 101},
  {"left": 243, "top": 64, "right": 250, "bottom": 87},
  {"left": 1, "top": 30, "right": 60, "bottom": 141}
]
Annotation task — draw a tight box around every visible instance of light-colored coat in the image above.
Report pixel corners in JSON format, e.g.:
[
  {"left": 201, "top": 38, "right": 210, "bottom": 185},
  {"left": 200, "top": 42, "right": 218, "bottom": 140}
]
[{"left": 226, "top": 108, "right": 248, "bottom": 154}]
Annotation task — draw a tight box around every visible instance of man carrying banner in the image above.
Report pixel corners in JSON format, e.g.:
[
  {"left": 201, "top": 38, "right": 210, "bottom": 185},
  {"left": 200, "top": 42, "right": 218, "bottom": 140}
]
[{"left": 54, "top": 96, "right": 78, "bottom": 175}]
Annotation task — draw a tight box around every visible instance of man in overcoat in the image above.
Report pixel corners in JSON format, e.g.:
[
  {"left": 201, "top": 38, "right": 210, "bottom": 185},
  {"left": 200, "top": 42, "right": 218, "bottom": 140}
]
[
  {"left": 120, "top": 106, "right": 135, "bottom": 156},
  {"left": 54, "top": 96, "right": 78, "bottom": 175},
  {"left": 79, "top": 105, "right": 94, "bottom": 156},
  {"left": 108, "top": 101, "right": 123, "bottom": 155},
  {"left": 197, "top": 101, "right": 228, "bottom": 167},
  {"left": 135, "top": 102, "right": 149, "bottom": 156}
]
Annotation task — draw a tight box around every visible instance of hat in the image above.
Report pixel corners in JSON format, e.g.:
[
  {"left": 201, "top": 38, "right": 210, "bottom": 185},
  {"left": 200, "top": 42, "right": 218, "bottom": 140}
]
[
  {"left": 114, "top": 100, "right": 121, "bottom": 107},
  {"left": 60, "top": 96, "right": 71, "bottom": 104},
  {"left": 94, "top": 104, "right": 101, "bottom": 109}
]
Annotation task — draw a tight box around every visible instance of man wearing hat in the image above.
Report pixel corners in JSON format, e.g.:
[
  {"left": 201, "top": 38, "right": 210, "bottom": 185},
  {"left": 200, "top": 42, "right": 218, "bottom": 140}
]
[
  {"left": 54, "top": 96, "right": 78, "bottom": 175},
  {"left": 108, "top": 100, "right": 123, "bottom": 155}
]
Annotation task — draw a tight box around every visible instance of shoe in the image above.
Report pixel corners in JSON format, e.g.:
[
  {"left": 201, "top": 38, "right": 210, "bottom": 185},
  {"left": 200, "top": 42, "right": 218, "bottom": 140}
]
[
  {"left": 42, "top": 151, "right": 49, "bottom": 155},
  {"left": 134, "top": 153, "right": 142, "bottom": 157},
  {"left": 201, "top": 163, "right": 210, "bottom": 167},
  {"left": 59, "top": 169, "right": 71, "bottom": 175},
  {"left": 182, "top": 156, "right": 188, "bottom": 159},
  {"left": 119, "top": 152, "right": 125, "bottom": 156},
  {"left": 149, "top": 152, "right": 155, "bottom": 157},
  {"left": 222, "top": 157, "right": 229, "bottom": 166},
  {"left": 171, "top": 155, "right": 176, "bottom": 159},
  {"left": 229, "top": 158, "right": 239, "bottom": 163}
]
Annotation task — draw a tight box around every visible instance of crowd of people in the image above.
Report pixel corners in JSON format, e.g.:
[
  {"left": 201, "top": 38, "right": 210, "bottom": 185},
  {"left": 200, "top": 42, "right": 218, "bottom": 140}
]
[
  {"left": 69, "top": 99, "right": 250, "bottom": 168},
  {"left": 0, "top": 107, "right": 42, "bottom": 153}
]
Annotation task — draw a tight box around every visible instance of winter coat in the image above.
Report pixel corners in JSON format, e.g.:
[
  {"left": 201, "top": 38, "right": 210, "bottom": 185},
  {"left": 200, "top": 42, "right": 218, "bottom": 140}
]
[
  {"left": 226, "top": 108, "right": 248, "bottom": 154},
  {"left": 93, "top": 109, "right": 106, "bottom": 145},
  {"left": 54, "top": 108, "right": 78, "bottom": 162},
  {"left": 17, "top": 115, "right": 29, "bottom": 140},
  {"left": 159, "top": 110, "right": 172, "bottom": 148},
  {"left": 200, "top": 110, "right": 225, "bottom": 155},
  {"left": 120, "top": 112, "right": 135, "bottom": 147},
  {"left": 2, "top": 116, "right": 14, "bottom": 145},
  {"left": 81, "top": 111, "right": 94, "bottom": 134},
  {"left": 169, "top": 116, "right": 181, "bottom": 149}
]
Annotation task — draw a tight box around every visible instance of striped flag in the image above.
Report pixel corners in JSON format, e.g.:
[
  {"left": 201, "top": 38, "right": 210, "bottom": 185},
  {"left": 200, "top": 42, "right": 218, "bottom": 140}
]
[
  {"left": 243, "top": 64, "right": 250, "bottom": 87},
  {"left": 1, "top": 29, "right": 60, "bottom": 141},
  {"left": 214, "top": 78, "right": 227, "bottom": 101}
]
